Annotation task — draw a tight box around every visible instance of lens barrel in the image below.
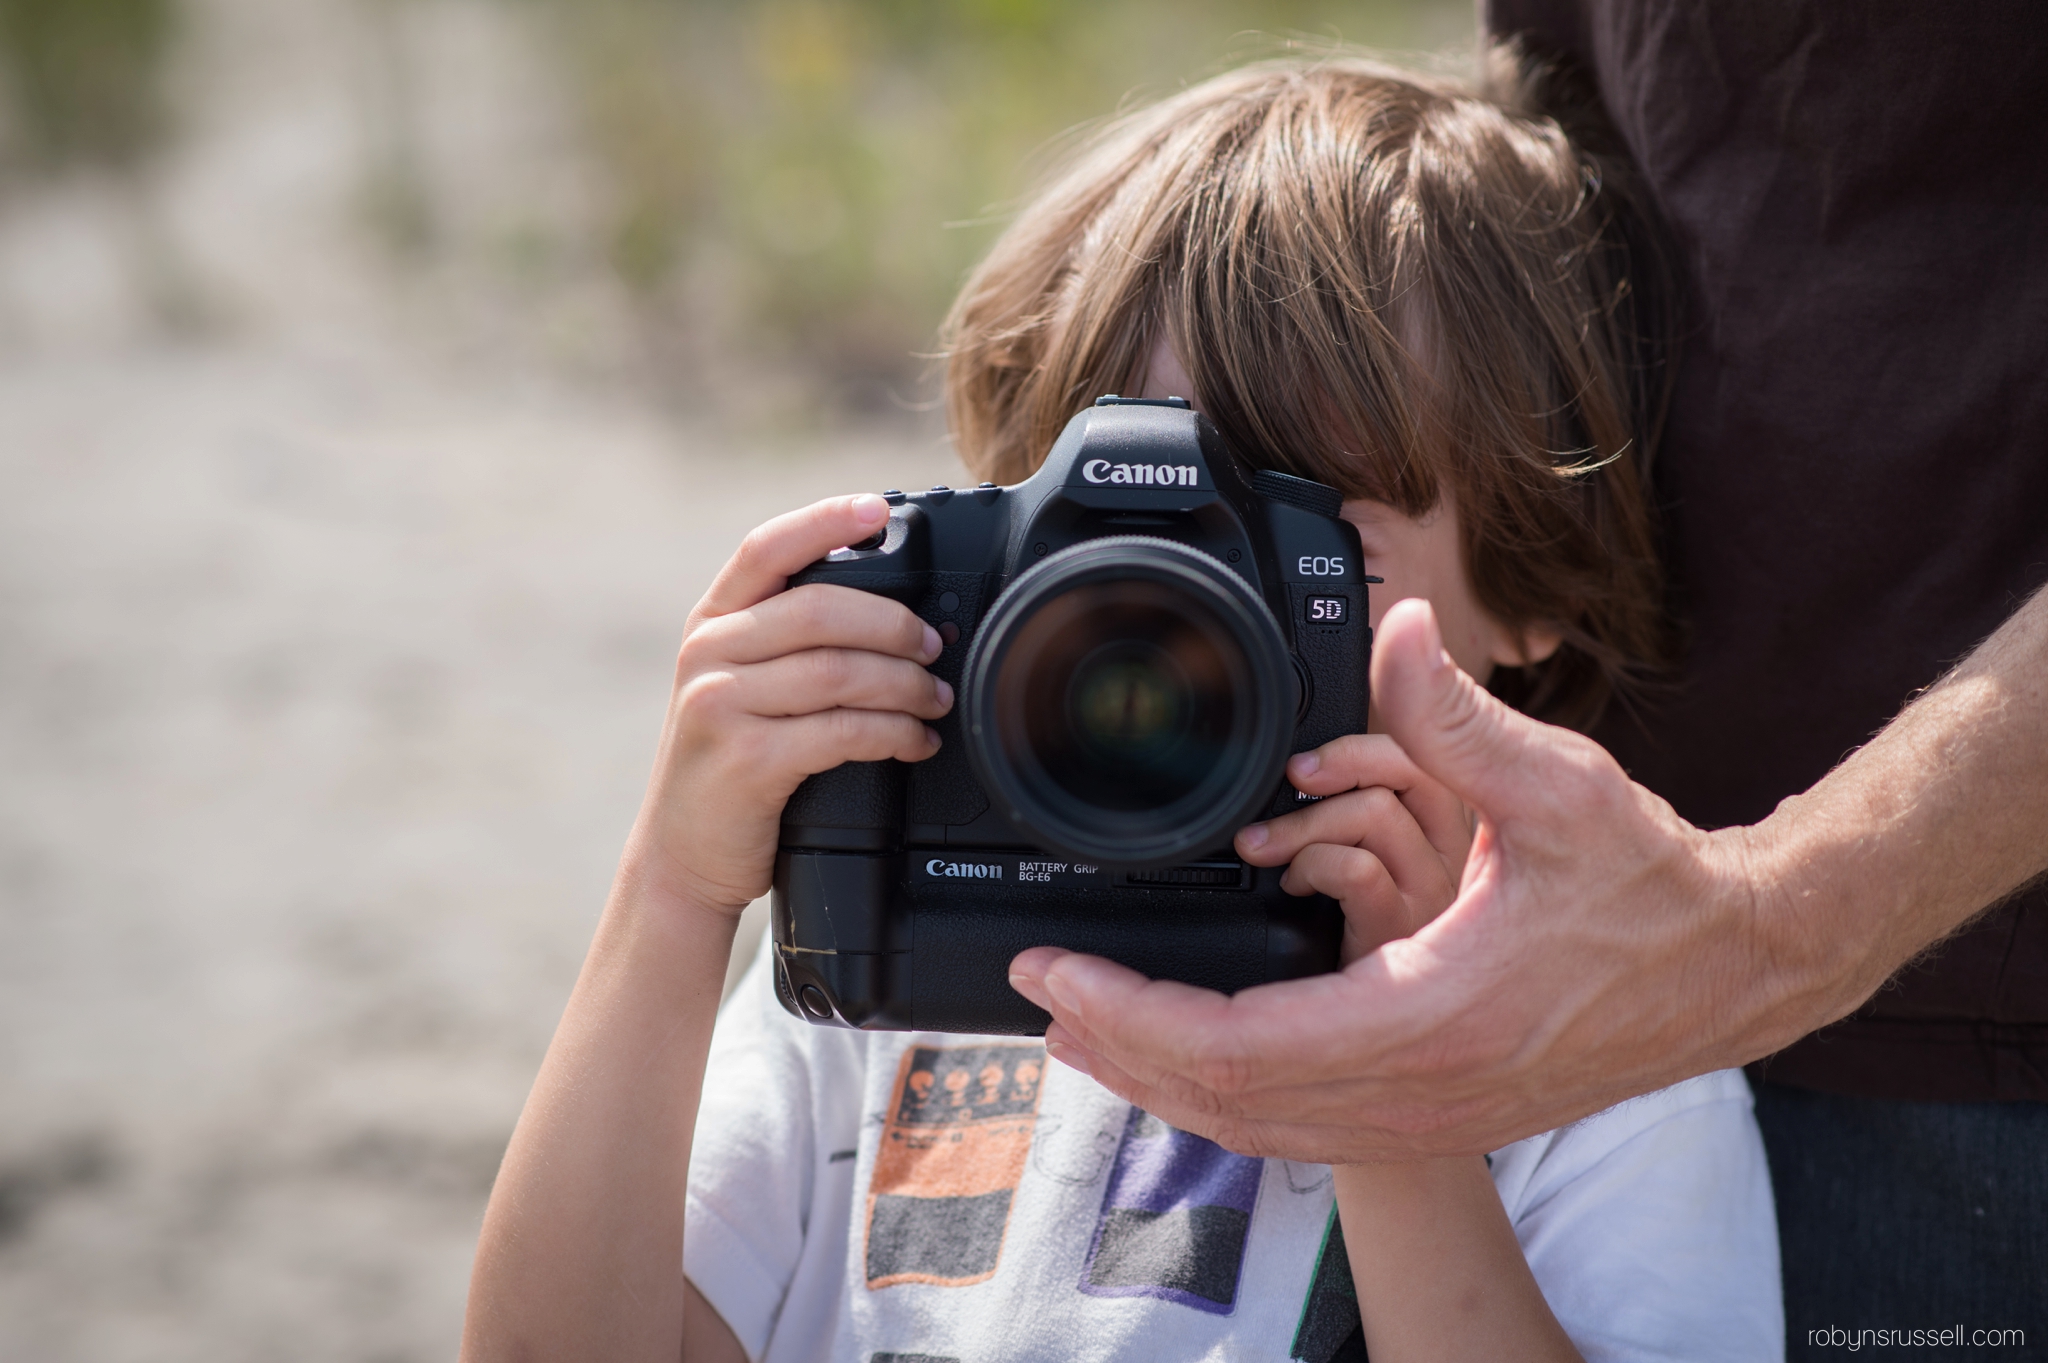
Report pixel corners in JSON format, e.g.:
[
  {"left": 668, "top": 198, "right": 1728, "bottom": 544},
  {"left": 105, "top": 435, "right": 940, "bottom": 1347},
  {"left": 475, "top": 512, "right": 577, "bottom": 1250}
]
[{"left": 962, "top": 537, "right": 1295, "bottom": 868}]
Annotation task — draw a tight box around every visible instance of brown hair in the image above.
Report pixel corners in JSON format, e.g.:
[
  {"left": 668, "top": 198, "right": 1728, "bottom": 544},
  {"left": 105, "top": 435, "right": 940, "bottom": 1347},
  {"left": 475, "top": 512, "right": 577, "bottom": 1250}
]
[{"left": 941, "top": 47, "right": 1674, "bottom": 728}]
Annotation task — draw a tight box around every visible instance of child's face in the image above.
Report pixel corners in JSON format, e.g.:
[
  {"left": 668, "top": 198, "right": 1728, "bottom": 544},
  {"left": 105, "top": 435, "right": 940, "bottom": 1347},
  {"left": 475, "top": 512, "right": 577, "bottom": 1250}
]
[{"left": 1138, "top": 342, "right": 1559, "bottom": 719}]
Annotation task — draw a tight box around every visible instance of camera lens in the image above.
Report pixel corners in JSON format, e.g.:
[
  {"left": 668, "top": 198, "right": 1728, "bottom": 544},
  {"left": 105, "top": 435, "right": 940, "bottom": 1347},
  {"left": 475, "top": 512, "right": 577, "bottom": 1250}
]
[
  {"left": 963, "top": 538, "right": 1295, "bottom": 868},
  {"left": 1015, "top": 587, "right": 1236, "bottom": 812}
]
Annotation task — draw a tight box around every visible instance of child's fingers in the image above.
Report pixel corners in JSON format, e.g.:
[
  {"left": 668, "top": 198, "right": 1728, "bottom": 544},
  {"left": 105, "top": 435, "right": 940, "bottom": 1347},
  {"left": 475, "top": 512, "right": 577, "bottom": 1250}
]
[
  {"left": 760, "top": 707, "right": 943, "bottom": 783},
  {"left": 1286, "top": 733, "right": 1423, "bottom": 795},
  {"left": 729, "top": 648, "right": 954, "bottom": 722},
  {"left": 1238, "top": 787, "right": 1451, "bottom": 900},
  {"left": 1284, "top": 733, "right": 1470, "bottom": 860},
  {"left": 1276, "top": 843, "right": 1412, "bottom": 958},
  {"left": 698, "top": 709, "right": 942, "bottom": 811},
  {"left": 699, "top": 583, "right": 939, "bottom": 668},
  {"left": 692, "top": 495, "right": 892, "bottom": 622}
]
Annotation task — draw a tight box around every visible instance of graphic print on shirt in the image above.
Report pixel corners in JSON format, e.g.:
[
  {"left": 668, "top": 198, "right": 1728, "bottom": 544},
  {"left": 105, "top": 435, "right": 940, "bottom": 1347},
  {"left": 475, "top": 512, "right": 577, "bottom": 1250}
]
[
  {"left": 1291, "top": 1204, "right": 1369, "bottom": 1363},
  {"left": 1078, "top": 1107, "right": 1263, "bottom": 1313},
  {"left": 864, "top": 1044, "right": 1046, "bottom": 1289}
]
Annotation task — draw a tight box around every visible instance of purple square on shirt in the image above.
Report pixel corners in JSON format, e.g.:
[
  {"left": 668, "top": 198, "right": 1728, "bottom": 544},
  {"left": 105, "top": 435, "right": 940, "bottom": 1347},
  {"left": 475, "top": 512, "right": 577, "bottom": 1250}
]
[{"left": 1078, "top": 1107, "right": 1264, "bottom": 1313}]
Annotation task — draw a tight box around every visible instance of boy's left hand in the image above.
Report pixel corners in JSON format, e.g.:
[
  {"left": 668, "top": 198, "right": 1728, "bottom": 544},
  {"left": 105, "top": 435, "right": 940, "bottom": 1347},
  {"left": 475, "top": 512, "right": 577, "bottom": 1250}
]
[{"left": 1235, "top": 735, "right": 1473, "bottom": 965}]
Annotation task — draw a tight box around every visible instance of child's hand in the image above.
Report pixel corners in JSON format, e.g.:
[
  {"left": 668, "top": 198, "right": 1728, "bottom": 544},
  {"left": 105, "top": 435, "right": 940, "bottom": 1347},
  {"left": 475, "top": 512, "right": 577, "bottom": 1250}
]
[
  {"left": 626, "top": 494, "right": 951, "bottom": 917},
  {"left": 1234, "top": 735, "right": 1473, "bottom": 965}
]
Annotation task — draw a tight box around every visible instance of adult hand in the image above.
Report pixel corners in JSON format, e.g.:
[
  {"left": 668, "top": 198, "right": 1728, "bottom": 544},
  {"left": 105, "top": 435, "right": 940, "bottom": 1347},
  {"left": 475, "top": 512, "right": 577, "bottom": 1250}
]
[{"left": 1007, "top": 598, "right": 1882, "bottom": 1162}]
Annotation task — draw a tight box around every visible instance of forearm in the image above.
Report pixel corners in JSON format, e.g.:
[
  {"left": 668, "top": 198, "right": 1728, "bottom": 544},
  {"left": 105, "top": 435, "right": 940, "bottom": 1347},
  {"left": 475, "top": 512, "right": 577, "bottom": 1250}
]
[
  {"left": 458, "top": 492, "right": 942, "bottom": 1354},
  {"left": 462, "top": 855, "right": 738, "bottom": 1362},
  {"left": 1738, "top": 584, "right": 2048, "bottom": 1035},
  {"left": 1334, "top": 1159, "right": 1580, "bottom": 1362}
]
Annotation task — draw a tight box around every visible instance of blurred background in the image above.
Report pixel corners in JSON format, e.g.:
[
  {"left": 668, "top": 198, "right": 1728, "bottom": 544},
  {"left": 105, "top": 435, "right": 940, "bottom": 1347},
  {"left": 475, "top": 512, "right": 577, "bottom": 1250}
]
[{"left": 0, "top": 0, "right": 1468, "bottom": 1357}]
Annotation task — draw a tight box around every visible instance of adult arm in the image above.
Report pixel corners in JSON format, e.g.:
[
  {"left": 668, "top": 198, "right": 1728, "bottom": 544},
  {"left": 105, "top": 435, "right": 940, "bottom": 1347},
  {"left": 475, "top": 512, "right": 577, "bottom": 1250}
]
[
  {"left": 1009, "top": 585, "right": 2048, "bottom": 1161},
  {"left": 462, "top": 495, "right": 950, "bottom": 1361}
]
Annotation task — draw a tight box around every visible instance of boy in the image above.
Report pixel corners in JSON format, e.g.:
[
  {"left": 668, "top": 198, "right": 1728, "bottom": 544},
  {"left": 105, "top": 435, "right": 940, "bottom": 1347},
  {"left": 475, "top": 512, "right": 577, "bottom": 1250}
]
[{"left": 464, "top": 53, "right": 1781, "bottom": 1362}]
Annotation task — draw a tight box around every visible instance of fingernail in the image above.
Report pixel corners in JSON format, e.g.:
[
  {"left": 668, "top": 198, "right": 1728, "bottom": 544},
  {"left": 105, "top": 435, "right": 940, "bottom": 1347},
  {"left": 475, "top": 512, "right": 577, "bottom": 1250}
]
[
  {"left": 1290, "top": 751, "right": 1320, "bottom": 777},
  {"left": 1045, "top": 1040, "right": 1094, "bottom": 1078},
  {"left": 922, "top": 624, "right": 943, "bottom": 658},
  {"left": 851, "top": 493, "right": 888, "bottom": 526},
  {"left": 1043, "top": 969, "right": 1082, "bottom": 1019},
  {"left": 1240, "top": 822, "right": 1269, "bottom": 851},
  {"left": 1008, "top": 971, "right": 1051, "bottom": 1009},
  {"left": 934, "top": 677, "right": 954, "bottom": 709},
  {"left": 925, "top": 726, "right": 942, "bottom": 749}
]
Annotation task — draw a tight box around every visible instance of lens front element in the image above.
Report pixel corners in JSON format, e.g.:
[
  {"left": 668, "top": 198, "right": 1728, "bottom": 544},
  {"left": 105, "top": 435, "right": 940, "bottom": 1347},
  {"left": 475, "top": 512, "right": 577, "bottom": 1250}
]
[
  {"left": 1011, "top": 583, "right": 1243, "bottom": 814},
  {"left": 964, "top": 538, "right": 1295, "bottom": 868},
  {"left": 1067, "top": 637, "right": 1204, "bottom": 792}
]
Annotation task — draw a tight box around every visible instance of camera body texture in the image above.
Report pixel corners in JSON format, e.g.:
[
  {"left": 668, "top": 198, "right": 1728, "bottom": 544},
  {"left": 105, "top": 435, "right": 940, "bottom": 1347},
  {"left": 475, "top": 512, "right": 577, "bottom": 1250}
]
[{"left": 772, "top": 397, "right": 1372, "bottom": 1034}]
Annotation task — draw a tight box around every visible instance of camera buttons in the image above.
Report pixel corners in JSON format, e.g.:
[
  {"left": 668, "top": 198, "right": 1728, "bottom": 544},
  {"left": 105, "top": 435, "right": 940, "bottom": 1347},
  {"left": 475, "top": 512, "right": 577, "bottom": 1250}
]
[{"left": 798, "top": 984, "right": 834, "bottom": 1020}]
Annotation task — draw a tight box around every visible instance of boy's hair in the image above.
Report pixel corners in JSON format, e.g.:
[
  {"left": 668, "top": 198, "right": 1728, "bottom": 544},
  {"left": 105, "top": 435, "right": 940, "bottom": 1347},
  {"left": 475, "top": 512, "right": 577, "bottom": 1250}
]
[{"left": 941, "top": 48, "right": 1674, "bottom": 728}]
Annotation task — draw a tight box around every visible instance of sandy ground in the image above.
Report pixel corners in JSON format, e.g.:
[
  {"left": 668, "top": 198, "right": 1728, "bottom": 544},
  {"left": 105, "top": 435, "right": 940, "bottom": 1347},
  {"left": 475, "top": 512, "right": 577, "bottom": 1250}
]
[
  {"left": 0, "top": 1, "right": 963, "bottom": 1357},
  {"left": 0, "top": 338, "right": 961, "bottom": 1363}
]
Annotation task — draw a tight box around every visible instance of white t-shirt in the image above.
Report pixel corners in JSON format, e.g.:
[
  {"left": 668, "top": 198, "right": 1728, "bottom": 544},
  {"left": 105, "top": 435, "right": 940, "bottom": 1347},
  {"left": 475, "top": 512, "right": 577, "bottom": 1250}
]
[{"left": 687, "top": 939, "right": 1783, "bottom": 1363}]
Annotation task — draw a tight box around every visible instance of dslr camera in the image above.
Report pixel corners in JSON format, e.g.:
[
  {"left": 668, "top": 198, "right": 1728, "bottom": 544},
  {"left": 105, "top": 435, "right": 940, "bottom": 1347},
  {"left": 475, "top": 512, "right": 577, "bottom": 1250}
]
[{"left": 773, "top": 397, "right": 1373, "bottom": 1034}]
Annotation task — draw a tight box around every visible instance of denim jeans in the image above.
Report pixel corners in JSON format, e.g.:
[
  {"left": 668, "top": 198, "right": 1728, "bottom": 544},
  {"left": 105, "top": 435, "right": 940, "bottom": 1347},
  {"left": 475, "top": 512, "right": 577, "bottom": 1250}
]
[{"left": 1752, "top": 1081, "right": 2048, "bottom": 1360}]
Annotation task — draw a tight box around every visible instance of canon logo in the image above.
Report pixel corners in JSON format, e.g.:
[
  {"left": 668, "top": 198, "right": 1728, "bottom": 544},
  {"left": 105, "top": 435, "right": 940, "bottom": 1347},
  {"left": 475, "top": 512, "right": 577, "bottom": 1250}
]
[
  {"left": 1082, "top": 459, "right": 1199, "bottom": 487},
  {"left": 925, "top": 858, "right": 1004, "bottom": 879}
]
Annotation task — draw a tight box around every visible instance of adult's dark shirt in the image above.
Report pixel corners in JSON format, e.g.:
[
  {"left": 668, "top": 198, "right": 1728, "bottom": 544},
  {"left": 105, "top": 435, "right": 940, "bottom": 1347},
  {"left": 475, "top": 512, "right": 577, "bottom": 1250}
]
[{"left": 1484, "top": 0, "right": 2048, "bottom": 1101}]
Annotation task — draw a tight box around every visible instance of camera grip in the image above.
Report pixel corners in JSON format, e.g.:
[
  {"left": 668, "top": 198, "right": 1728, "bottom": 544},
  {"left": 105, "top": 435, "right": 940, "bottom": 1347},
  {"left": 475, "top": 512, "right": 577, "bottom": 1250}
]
[
  {"left": 774, "top": 851, "right": 1342, "bottom": 1035},
  {"left": 782, "top": 760, "right": 904, "bottom": 852},
  {"left": 777, "top": 559, "right": 927, "bottom": 852},
  {"left": 908, "top": 886, "right": 1339, "bottom": 1034},
  {"left": 773, "top": 850, "right": 914, "bottom": 1028}
]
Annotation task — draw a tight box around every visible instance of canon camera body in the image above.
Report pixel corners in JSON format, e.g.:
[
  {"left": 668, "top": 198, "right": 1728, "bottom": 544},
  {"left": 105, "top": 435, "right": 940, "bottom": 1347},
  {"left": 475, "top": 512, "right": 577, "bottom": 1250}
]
[{"left": 772, "top": 397, "right": 1373, "bottom": 1034}]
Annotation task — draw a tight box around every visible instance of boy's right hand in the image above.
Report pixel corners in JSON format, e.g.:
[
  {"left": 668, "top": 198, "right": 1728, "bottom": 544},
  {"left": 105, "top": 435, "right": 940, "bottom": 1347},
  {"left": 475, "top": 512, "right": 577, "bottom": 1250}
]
[{"left": 624, "top": 493, "right": 951, "bottom": 918}]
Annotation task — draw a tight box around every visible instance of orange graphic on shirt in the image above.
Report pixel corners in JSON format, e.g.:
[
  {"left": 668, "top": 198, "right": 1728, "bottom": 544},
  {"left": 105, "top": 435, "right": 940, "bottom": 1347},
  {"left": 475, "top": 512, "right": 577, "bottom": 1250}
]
[{"left": 864, "top": 1044, "right": 1046, "bottom": 1289}]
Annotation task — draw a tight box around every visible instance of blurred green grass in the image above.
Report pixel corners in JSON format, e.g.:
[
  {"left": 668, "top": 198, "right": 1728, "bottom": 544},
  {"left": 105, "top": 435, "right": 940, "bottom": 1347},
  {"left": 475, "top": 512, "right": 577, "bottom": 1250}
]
[
  {"left": 531, "top": 0, "right": 1472, "bottom": 409},
  {"left": 0, "top": 0, "right": 176, "bottom": 170},
  {"left": 0, "top": 0, "right": 1472, "bottom": 410}
]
